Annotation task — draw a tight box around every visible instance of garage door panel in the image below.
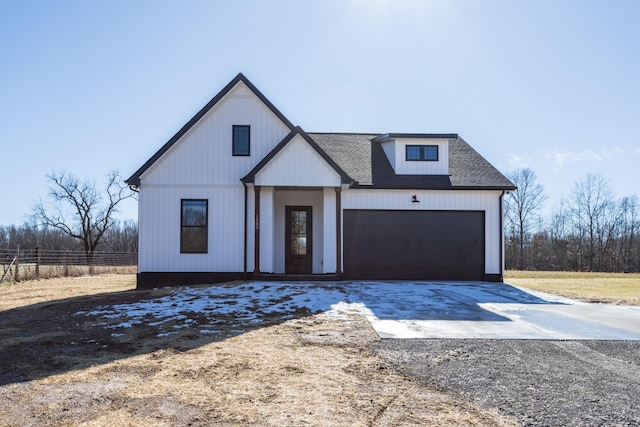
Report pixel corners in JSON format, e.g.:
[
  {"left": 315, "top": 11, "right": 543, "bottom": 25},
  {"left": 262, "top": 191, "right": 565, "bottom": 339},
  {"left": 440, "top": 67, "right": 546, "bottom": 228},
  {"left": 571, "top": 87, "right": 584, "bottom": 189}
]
[{"left": 343, "top": 210, "right": 484, "bottom": 280}]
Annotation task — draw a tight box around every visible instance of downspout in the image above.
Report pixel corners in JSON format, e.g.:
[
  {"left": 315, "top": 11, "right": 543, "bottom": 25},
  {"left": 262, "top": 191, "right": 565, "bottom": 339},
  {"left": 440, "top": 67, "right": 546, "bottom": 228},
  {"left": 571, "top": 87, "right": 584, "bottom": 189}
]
[
  {"left": 499, "top": 190, "right": 505, "bottom": 282},
  {"left": 242, "top": 182, "right": 248, "bottom": 279}
]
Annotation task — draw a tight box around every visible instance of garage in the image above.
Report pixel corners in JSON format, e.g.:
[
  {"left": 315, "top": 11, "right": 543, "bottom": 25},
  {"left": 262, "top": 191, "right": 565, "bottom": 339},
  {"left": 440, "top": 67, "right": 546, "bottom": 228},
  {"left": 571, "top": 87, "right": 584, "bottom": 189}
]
[{"left": 343, "top": 210, "right": 485, "bottom": 281}]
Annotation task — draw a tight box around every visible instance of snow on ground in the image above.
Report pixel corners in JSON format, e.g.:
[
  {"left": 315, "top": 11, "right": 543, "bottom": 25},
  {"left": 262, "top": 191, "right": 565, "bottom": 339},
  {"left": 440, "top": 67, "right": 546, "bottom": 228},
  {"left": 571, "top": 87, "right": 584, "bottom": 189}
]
[
  {"left": 74, "top": 281, "right": 640, "bottom": 340},
  {"left": 75, "top": 282, "right": 357, "bottom": 338}
]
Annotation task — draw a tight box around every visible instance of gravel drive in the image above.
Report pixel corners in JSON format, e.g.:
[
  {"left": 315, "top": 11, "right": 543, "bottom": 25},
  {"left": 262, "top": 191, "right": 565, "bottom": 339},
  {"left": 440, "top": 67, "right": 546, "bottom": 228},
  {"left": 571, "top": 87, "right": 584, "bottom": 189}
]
[{"left": 371, "top": 339, "right": 640, "bottom": 426}]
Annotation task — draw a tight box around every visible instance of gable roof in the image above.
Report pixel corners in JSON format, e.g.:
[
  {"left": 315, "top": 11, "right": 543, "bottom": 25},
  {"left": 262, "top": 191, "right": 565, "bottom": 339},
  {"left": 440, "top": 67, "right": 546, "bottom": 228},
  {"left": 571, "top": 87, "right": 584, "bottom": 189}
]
[
  {"left": 310, "top": 133, "right": 516, "bottom": 190},
  {"left": 242, "top": 127, "right": 352, "bottom": 185},
  {"left": 125, "top": 73, "right": 295, "bottom": 186},
  {"left": 126, "top": 74, "right": 514, "bottom": 191}
]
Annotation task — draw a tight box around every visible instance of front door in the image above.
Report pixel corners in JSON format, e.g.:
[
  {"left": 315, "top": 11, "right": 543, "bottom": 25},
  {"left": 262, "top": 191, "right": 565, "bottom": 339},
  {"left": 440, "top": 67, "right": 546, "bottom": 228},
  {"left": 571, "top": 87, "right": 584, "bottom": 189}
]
[{"left": 285, "top": 206, "right": 312, "bottom": 274}]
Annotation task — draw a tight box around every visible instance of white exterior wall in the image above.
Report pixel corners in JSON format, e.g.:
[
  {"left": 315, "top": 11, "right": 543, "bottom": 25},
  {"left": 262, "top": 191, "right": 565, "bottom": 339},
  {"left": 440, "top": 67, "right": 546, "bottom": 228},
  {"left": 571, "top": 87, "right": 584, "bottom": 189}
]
[
  {"left": 259, "top": 187, "right": 275, "bottom": 273},
  {"left": 137, "top": 81, "right": 291, "bottom": 273},
  {"left": 138, "top": 185, "right": 246, "bottom": 272},
  {"left": 255, "top": 135, "right": 341, "bottom": 187},
  {"left": 141, "top": 83, "right": 291, "bottom": 186},
  {"left": 341, "top": 189, "right": 504, "bottom": 275},
  {"left": 322, "top": 188, "right": 337, "bottom": 274},
  {"left": 381, "top": 141, "right": 396, "bottom": 169}
]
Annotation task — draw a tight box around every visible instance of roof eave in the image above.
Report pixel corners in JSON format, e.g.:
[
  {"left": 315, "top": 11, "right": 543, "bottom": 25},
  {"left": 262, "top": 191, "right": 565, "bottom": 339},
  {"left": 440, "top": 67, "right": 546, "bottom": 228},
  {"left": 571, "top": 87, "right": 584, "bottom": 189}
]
[{"left": 371, "top": 133, "right": 459, "bottom": 143}]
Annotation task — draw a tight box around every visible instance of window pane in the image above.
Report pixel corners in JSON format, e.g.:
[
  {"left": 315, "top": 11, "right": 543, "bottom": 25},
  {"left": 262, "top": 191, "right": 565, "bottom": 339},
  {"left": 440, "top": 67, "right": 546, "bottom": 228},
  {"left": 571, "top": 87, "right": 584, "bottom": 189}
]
[
  {"left": 181, "top": 227, "right": 207, "bottom": 253},
  {"left": 182, "top": 200, "right": 207, "bottom": 226},
  {"left": 291, "top": 236, "right": 307, "bottom": 255},
  {"left": 423, "top": 145, "right": 438, "bottom": 161},
  {"left": 406, "top": 145, "right": 421, "bottom": 161},
  {"left": 233, "top": 125, "right": 250, "bottom": 156},
  {"left": 292, "top": 211, "right": 306, "bottom": 233}
]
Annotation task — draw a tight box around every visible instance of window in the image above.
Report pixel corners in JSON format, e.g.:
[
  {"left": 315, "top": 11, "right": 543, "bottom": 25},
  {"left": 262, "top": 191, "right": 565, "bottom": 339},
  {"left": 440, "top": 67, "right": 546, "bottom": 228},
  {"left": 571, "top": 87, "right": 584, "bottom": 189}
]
[
  {"left": 180, "top": 199, "right": 208, "bottom": 253},
  {"left": 232, "top": 125, "right": 250, "bottom": 156},
  {"left": 406, "top": 145, "right": 438, "bottom": 161}
]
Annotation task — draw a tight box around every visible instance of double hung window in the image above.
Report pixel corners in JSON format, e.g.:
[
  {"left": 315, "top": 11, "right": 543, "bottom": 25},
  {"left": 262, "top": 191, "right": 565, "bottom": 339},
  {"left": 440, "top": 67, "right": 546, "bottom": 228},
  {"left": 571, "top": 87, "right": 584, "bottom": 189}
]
[{"left": 180, "top": 199, "right": 208, "bottom": 253}]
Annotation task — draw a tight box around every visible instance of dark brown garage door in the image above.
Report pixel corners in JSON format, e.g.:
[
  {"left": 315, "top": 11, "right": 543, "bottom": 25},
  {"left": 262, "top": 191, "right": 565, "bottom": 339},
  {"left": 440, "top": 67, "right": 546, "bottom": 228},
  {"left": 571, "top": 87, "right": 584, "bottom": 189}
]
[{"left": 343, "top": 210, "right": 485, "bottom": 281}]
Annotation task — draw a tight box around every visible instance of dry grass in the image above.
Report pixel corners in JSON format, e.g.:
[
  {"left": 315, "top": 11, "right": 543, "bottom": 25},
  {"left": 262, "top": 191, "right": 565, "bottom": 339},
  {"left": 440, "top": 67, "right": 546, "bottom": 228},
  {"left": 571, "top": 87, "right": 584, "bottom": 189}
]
[
  {"left": 0, "top": 274, "right": 136, "bottom": 312},
  {"left": 0, "top": 275, "right": 517, "bottom": 426},
  {"left": 504, "top": 270, "right": 640, "bottom": 305},
  {"left": 1, "top": 264, "right": 137, "bottom": 283}
]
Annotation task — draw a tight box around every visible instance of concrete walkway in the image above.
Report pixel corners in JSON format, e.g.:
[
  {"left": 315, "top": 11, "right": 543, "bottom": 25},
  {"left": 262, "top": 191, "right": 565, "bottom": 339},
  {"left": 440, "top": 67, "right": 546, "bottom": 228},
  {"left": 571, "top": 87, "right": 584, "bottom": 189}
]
[{"left": 344, "top": 282, "right": 640, "bottom": 339}]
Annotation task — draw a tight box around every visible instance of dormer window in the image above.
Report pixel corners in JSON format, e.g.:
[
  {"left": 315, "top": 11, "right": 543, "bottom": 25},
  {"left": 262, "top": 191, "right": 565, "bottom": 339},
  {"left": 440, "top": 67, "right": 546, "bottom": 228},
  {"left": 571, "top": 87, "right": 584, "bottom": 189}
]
[
  {"left": 232, "top": 125, "right": 250, "bottom": 156},
  {"left": 406, "top": 145, "right": 438, "bottom": 161}
]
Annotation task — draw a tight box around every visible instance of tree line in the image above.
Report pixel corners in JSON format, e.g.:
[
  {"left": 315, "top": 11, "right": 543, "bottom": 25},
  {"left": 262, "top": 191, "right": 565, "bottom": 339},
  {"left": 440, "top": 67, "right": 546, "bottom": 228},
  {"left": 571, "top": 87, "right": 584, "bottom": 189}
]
[
  {"left": 505, "top": 169, "right": 639, "bottom": 272},
  {"left": 0, "top": 220, "right": 138, "bottom": 253}
]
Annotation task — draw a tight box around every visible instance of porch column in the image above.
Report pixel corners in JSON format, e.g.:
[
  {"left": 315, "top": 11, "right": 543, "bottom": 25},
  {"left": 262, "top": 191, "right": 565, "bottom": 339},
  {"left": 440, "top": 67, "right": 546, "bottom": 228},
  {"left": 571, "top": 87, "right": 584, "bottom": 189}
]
[
  {"left": 254, "top": 185, "right": 260, "bottom": 276},
  {"left": 335, "top": 187, "right": 342, "bottom": 277}
]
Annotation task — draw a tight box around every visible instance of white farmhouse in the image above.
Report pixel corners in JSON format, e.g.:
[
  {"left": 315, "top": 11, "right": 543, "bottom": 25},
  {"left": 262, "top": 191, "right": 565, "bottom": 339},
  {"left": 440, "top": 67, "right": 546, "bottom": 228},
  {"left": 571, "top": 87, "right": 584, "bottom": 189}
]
[{"left": 126, "top": 73, "right": 515, "bottom": 288}]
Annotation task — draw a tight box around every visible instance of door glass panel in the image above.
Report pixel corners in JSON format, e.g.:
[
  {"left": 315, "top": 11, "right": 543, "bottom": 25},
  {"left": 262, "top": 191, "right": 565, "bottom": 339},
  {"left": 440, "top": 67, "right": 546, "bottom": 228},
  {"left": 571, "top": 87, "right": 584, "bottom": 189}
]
[{"left": 291, "top": 210, "right": 307, "bottom": 255}]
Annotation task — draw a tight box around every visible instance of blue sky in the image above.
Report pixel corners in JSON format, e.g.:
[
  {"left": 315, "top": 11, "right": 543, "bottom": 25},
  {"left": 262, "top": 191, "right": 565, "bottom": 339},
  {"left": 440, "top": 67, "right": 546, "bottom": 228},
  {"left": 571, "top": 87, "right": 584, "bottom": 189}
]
[{"left": 1, "top": 0, "right": 639, "bottom": 226}]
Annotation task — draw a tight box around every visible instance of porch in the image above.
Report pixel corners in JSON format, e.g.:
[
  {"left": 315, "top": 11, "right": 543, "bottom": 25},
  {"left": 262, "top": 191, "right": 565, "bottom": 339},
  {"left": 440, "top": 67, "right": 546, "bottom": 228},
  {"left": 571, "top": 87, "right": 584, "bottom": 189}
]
[{"left": 249, "top": 186, "right": 343, "bottom": 277}]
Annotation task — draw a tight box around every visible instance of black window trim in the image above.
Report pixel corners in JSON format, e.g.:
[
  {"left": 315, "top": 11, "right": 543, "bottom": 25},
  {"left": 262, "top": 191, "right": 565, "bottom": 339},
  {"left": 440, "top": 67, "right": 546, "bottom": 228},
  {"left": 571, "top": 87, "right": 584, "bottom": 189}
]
[
  {"left": 406, "top": 144, "right": 439, "bottom": 162},
  {"left": 232, "top": 125, "right": 251, "bottom": 156},
  {"left": 180, "top": 199, "right": 208, "bottom": 254}
]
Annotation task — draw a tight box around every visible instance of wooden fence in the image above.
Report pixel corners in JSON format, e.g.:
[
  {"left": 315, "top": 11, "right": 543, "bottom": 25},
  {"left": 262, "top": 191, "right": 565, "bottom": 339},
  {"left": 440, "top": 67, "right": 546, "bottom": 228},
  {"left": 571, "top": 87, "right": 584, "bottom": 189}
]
[{"left": 1, "top": 248, "right": 137, "bottom": 282}]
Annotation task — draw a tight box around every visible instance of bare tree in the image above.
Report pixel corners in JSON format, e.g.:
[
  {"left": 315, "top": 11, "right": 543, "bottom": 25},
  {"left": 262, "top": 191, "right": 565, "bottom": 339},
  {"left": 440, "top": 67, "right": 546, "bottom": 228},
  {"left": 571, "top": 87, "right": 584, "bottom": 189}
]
[
  {"left": 567, "top": 173, "right": 618, "bottom": 271},
  {"left": 505, "top": 168, "right": 547, "bottom": 269},
  {"left": 32, "top": 170, "right": 135, "bottom": 267}
]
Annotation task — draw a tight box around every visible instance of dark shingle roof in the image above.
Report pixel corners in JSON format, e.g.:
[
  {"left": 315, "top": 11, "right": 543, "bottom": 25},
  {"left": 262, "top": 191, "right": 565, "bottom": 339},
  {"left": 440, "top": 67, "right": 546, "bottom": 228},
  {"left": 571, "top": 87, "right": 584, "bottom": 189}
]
[
  {"left": 309, "top": 133, "right": 377, "bottom": 185},
  {"left": 309, "top": 133, "right": 515, "bottom": 190}
]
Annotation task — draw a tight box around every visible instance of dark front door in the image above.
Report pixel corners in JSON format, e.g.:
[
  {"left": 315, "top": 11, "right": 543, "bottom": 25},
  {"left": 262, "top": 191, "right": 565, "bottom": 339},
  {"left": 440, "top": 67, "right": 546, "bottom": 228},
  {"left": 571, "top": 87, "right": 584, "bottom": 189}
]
[{"left": 285, "top": 206, "right": 312, "bottom": 274}]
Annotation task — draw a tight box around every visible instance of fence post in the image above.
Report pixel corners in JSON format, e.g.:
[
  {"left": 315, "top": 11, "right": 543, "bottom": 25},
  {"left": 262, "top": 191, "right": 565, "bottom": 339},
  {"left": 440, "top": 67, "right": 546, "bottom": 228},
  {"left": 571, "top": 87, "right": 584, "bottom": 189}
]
[
  {"left": 35, "top": 246, "right": 40, "bottom": 279},
  {"left": 14, "top": 245, "right": 20, "bottom": 282},
  {"left": 64, "top": 249, "right": 70, "bottom": 277}
]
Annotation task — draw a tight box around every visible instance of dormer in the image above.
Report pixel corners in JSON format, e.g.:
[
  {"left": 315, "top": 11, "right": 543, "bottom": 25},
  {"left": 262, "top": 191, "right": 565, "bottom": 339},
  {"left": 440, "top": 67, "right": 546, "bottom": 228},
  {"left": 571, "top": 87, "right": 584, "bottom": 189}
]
[{"left": 372, "top": 133, "right": 457, "bottom": 175}]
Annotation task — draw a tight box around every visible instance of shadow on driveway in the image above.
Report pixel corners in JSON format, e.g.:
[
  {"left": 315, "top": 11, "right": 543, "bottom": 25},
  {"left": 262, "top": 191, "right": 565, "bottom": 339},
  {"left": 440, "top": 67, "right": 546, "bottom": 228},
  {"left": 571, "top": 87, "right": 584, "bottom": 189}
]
[{"left": 346, "top": 281, "right": 563, "bottom": 321}]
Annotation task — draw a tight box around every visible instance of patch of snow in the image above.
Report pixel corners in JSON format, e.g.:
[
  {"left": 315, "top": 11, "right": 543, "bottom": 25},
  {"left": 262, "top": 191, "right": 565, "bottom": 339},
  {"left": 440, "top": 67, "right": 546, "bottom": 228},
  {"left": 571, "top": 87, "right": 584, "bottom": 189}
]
[{"left": 156, "top": 332, "right": 178, "bottom": 338}]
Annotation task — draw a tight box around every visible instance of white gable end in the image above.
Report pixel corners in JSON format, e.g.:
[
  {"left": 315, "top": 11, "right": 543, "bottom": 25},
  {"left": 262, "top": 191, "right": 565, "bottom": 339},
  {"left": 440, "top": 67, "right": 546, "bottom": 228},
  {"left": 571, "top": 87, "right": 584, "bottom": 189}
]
[
  {"left": 141, "top": 82, "right": 291, "bottom": 186},
  {"left": 255, "top": 135, "right": 342, "bottom": 187}
]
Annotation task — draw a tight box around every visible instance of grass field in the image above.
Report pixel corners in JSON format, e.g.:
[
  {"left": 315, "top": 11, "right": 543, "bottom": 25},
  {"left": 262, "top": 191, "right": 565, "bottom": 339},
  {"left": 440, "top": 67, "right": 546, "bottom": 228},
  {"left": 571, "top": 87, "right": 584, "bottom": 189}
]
[{"left": 504, "top": 270, "right": 640, "bottom": 305}]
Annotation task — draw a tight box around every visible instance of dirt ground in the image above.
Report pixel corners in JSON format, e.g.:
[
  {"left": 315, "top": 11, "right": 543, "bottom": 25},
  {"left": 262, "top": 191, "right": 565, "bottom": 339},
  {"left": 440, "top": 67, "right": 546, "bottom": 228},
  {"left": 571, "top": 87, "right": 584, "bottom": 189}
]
[{"left": 0, "top": 275, "right": 516, "bottom": 426}]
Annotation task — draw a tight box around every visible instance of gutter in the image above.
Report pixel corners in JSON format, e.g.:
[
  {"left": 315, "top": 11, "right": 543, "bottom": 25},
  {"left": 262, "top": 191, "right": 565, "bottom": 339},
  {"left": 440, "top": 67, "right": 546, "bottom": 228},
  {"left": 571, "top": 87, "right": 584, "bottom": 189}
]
[{"left": 499, "top": 190, "right": 505, "bottom": 281}]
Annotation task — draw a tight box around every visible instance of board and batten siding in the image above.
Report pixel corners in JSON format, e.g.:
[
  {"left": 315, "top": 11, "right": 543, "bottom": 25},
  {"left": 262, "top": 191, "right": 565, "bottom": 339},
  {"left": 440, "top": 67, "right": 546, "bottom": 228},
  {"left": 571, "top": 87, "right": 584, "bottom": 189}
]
[
  {"left": 137, "top": 81, "right": 291, "bottom": 273},
  {"left": 138, "top": 185, "right": 245, "bottom": 272},
  {"left": 341, "top": 189, "right": 504, "bottom": 276},
  {"left": 255, "top": 135, "right": 342, "bottom": 187},
  {"left": 140, "top": 82, "right": 291, "bottom": 186}
]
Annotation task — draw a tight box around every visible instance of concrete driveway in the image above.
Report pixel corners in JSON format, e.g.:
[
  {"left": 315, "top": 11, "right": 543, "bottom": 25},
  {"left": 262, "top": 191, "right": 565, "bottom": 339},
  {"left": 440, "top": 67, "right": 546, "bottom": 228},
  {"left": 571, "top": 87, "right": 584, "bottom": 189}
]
[{"left": 345, "top": 282, "right": 640, "bottom": 339}]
